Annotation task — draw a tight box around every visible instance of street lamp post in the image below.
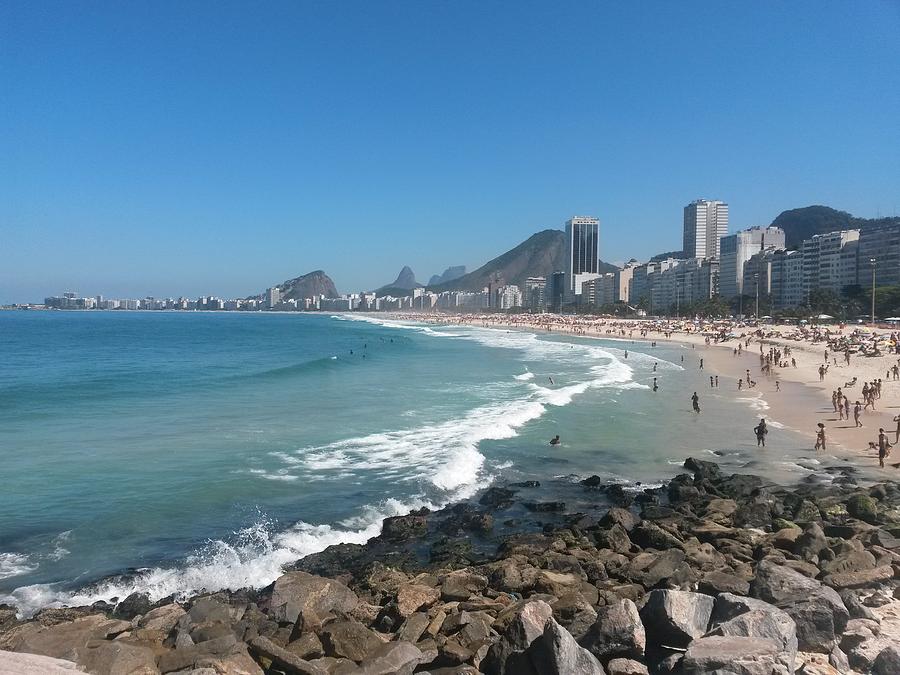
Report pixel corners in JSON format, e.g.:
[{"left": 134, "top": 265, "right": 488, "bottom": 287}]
[
  {"left": 676, "top": 280, "right": 680, "bottom": 317},
  {"left": 870, "top": 258, "right": 877, "bottom": 326}
]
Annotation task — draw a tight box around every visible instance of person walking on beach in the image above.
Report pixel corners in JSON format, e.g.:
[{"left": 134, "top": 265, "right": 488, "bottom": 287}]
[
  {"left": 699, "top": 358, "right": 704, "bottom": 370},
  {"left": 754, "top": 418, "right": 768, "bottom": 447},
  {"left": 691, "top": 392, "right": 700, "bottom": 414},
  {"left": 819, "top": 365, "right": 826, "bottom": 381},
  {"left": 815, "top": 423, "right": 826, "bottom": 451},
  {"left": 710, "top": 375, "right": 714, "bottom": 388},
  {"left": 854, "top": 401, "right": 863, "bottom": 428},
  {"left": 878, "top": 428, "right": 891, "bottom": 468},
  {"left": 738, "top": 379, "right": 743, "bottom": 390},
  {"left": 844, "top": 396, "right": 850, "bottom": 420},
  {"left": 893, "top": 414, "right": 900, "bottom": 444},
  {"left": 775, "top": 380, "right": 780, "bottom": 392}
]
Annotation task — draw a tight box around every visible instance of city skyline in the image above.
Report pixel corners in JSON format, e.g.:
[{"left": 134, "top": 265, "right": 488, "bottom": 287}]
[{"left": 3, "top": 2, "right": 899, "bottom": 303}]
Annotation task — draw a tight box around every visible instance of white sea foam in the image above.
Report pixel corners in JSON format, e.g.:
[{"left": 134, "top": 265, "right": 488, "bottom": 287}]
[
  {"left": 0, "top": 552, "right": 36, "bottom": 580},
  {"left": 2, "top": 497, "right": 429, "bottom": 618},
  {"left": 514, "top": 371, "right": 535, "bottom": 381}
]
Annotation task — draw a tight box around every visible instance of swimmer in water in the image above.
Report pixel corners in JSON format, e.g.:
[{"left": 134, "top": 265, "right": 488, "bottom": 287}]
[
  {"left": 549, "top": 435, "right": 561, "bottom": 446},
  {"left": 548, "top": 377, "right": 554, "bottom": 385},
  {"left": 652, "top": 377, "right": 658, "bottom": 392}
]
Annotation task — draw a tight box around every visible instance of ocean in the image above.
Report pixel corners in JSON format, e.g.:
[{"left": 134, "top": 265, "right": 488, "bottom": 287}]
[{"left": 0, "top": 310, "right": 820, "bottom": 615}]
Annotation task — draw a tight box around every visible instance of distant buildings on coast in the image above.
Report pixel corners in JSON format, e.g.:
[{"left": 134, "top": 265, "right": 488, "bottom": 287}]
[{"left": 21, "top": 202, "right": 900, "bottom": 317}]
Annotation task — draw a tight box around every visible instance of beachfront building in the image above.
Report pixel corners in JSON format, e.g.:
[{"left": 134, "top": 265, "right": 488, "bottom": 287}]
[
  {"left": 495, "top": 285, "right": 522, "bottom": 310},
  {"left": 615, "top": 261, "right": 638, "bottom": 304},
  {"left": 649, "top": 258, "right": 718, "bottom": 312},
  {"left": 549, "top": 271, "right": 566, "bottom": 312},
  {"left": 857, "top": 222, "right": 900, "bottom": 288},
  {"left": 581, "top": 272, "right": 616, "bottom": 307},
  {"left": 718, "top": 226, "right": 786, "bottom": 300},
  {"left": 564, "top": 216, "right": 600, "bottom": 303},
  {"left": 265, "top": 287, "right": 281, "bottom": 309},
  {"left": 683, "top": 199, "right": 728, "bottom": 259},
  {"left": 522, "top": 277, "right": 546, "bottom": 311},
  {"left": 770, "top": 250, "right": 804, "bottom": 309},
  {"left": 801, "top": 230, "right": 860, "bottom": 298}
]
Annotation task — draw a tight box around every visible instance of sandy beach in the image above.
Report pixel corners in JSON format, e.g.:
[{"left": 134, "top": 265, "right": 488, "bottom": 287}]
[{"left": 389, "top": 312, "right": 900, "bottom": 475}]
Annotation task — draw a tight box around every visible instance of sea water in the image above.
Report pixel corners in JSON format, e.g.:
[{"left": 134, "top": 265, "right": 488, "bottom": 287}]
[{"left": 0, "top": 311, "right": 822, "bottom": 614}]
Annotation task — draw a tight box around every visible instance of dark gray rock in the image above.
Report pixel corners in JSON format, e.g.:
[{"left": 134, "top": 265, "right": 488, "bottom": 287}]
[
  {"left": 873, "top": 645, "right": 900, "bottom": 675},
  {"left": 321, "top": 620, "right": 383, "bottom": 663},
  {"left": 707, "top": 594, "right": 797, "bottom": 672},
  {"left": 112, "top": 592, "right": 151, "bottom": 620},
  {"left": 639, "top": 590, "right": 713, "bottom": 648},
  {"left": 525, "top": 618, "right": 605, "bottom": 675},
  {"left": 355, "top": 640, "right": 424, "bottom": 675},
  {"left": 579, "top": 598, "right": 645, "bottom": 662},
  {"left": 249, "top": 635, "right": 327, "bottom": 675},
  {"left": 750, "top": 559, "right": 849, "bottom": 652},
  {"left": 482, "top": 599, "right": 552, "bottom": 675}
]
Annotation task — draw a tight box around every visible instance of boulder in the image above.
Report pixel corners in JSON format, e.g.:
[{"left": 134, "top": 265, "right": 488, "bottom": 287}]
[
  {"left": 706, "top": 594, "right": 797, "bottom": 672},
  {"left": 113, "top": 592, "right": 152, "bottom": 620},
  {"left": 285, "top": 632, "right": 324, "bottom": 660},
  {"left": 580, "top": 599, "right": 645, "bottom": 662},
  {"left": 396, "top": 584, "right": 440, "bottom": 617},
  {"left": 596, "top": 524, "right": 632, "bottom": 554},
  {"left": 397, "top": 612, "right": 430, "bottom": 644},
  {"left": 440, "top": 571, "right": 488, "bottom": 601},
  {"left": 846, "top": 494, "right": 879, "bottom": 524},
  {"left": 479, "top": 487, "right": 517, "bottom": 508},
  {"left": 138, "top": 604, "right": 186, "bottom": 635},
  {"left": 750, "top": 559, "right": 849, "bottom": 652},
  {"left": 682, "top": 635, "right": 790, "bottom": 675},
  {"left": 321, "top": 620, "right": 384, "bottom": 663},
  {"left": 0, "top": 650, "right": 82, "bottom": 673},
  {"left": 873, "top": 645, "right": 900, "bottom": 675},
  {"left": 381, "top": 513, "right": 428, "bottom": 541},
  {"left": 606, "top": 658, "right": 649, "bottom": 675},
  {"left": 822, "top": 565, "right": 894, "bottom": 590},
  {"left": 0, "top": 615, "right": 131, "bottom": 662},
  {"left": 794, "top": 522, "right": 828, "bottom": 561},
  {"left": 551, "top": 594, "right": 597, "bottom": 642},
  {"left": 269, "top": 572, "right": 358, "bottom": 624},
  {"left": 600, "top": 508, "right": 639, "bottom": 532},
  {"left": 525, "top": 618, "right": 605, "bottom": 675},
  {"left": 482, "top": 600, "right": 553, "bottom": 675},
  {"left": 698, "top": 570, "right": 750, "bottom": 596},
  {"left": 353, "top": 640, "right": 424, "bottom": 675},
  {"left": 639, "top": 590, "right": 713, "bottom": 648},
  {"left": 248, "top": 635, "right": 326, "bottom": 675},
  {"left": 76, "top": 640, "right": 159, "bottom": 675},
  {"left": 156, "top": 634, "right": 244, "bottom": 673},
  {"left": 629, "top": 522, "right": 683, "bottom": 551}
]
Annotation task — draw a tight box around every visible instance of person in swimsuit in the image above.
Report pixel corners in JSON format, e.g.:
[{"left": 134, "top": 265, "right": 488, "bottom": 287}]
[
  {"left": 878, "top": 428, "right": 891, "bottom": 468},
  {"left": 691, "top": 392, "right": 700, "bottom": 414},
  {"left": 754, "top": 418, "right": 768, "bottom": 447},
  {"left": 549, "top": 435, "right": 561, "bottom": 446},
  {"left": 652, "top": 377, "right": 658, "bottom": 392},
  {"left": 815, "top": 423, "right": 826, "bottom": 451}
]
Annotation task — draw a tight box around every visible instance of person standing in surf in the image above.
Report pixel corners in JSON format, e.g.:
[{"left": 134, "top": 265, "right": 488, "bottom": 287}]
[
  {"left": 815, "top": 423, "right": 826, "bottom": 451},
  {"left": 754, "top": 418, "right": 768, "bottom": 447},
  {"left": 691, "top": 392, "right": 700, "bottom": 414}
]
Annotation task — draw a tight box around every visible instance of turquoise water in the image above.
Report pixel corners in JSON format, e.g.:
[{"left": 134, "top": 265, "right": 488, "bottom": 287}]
[{"left": 0, "top": 311, "right": 816, "bottom": 615}]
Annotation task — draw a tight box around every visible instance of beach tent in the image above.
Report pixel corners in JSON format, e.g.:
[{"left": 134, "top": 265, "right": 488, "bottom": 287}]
[{"left": 816, "top": 314, "right": 835, "bottom": 320}]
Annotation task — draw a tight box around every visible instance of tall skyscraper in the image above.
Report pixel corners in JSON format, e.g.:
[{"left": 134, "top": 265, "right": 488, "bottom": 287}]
[
  {"left": 683, "top": 199, "right": 729, "bottom": 259},
  {"left": 564, "top": 216, "right": 600, "bottom": 301}
]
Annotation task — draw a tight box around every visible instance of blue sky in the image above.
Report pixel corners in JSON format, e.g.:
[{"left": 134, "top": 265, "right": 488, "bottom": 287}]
[{"left": 2, "top": 1, "right": 898, "bottom": 302}]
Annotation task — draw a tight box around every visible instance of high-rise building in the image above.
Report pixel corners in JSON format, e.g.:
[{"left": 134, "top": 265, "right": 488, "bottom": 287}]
[
  {"left": 770, "top": 249, "right": 804, "bottom": 309},
  {"left": 801, "top": 230, "right": 859, "bottom": 297},
  {"left": 524, "top": 277, "right": 547, "bottom": 311},
  {"left": 683, "top": 199, "right": 729, "bottom": 259},
  {"left": 550, "top": 272, "right": 566, "bottom": 312},
  {"left": 615, "top": 261, "right": 638, "bottom": 304},
  {"left": 564, "top": 216, "right": 600, "bottom": 302},
  {"left": 857, "top": 223, "right": 900, "bottom": 288},
  {"left": 718, "top": 226, "right": 786, "bottom": 299},
  {"left": 265, "top": 287, "right": 281, "bottom": 309}
]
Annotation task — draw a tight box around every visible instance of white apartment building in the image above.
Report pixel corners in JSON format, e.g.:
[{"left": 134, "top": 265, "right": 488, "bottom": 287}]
[
  {"left": 801, "top": 230, "right": 860, "bottom": 297},
  {"left": 718, "top": 226, "right": 786, "bottom": 299},
  {"left": 683, "top": 199, "right": 729, "bottom": 259}
]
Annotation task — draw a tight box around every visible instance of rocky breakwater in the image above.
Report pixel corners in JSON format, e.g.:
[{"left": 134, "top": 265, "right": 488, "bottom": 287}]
[{"left": 1, "top": 457, "right": 899, "bottom": 674}]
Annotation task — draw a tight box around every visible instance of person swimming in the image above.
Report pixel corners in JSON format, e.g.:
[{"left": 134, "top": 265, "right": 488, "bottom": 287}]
[
  {"left": 548, "top": 376, "right": 554, "bottom": 385},
  {"left": 549, "top": 435, "right": 561, "bottom": 446}
]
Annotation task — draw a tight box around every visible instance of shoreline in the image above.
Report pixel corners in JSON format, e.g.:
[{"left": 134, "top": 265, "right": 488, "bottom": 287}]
[
  {"left": 1, "top": 457, "right": 898, "bottom": 674},
  {"left": 381, "top": 312, "right": 900, "bottom": 475}
]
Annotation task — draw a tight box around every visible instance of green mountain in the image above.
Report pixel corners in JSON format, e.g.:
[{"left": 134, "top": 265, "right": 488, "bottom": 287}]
[
  {"left": 771, "top": 206, "right": 900, "bottom": 249},
  {"left": 429, "top": 229, "right": 617, "bottom": 293}
]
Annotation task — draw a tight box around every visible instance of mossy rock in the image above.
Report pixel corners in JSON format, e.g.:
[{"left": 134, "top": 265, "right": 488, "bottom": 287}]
[
  {"left": 772, "top": 518, "right": 800, "bottom": 531},
  {"left": 793, "top": 500, "right": 822, "bottom": 523},
  {"left": 846, "top": 494, "right": 879, "bottom": 524},
  {"left": 822, "top": 503, "right": 849, "bottom": 519}
]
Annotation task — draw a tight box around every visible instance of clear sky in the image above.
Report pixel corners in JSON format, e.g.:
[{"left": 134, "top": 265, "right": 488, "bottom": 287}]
[{"left": 2, "top": 1, "right": 899, "bottom": 302}]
